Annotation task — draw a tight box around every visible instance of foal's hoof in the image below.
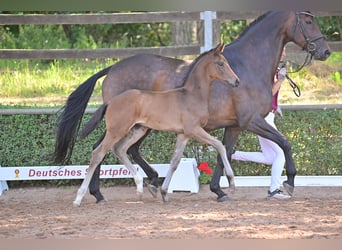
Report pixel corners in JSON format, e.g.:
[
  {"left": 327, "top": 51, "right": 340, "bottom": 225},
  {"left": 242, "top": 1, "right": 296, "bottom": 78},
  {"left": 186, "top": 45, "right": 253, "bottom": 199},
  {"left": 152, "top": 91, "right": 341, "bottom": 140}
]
[
  {"left": 229, "top": 184, "right": 236, "bottom": 193},
  {"left": 73, "top": 200, "right": 81, "bottom": 207},
  {"left": 137, "top": 191, "right": 143, "bottom": 201},
  {"left": 283, "top": 181, "right": 294, "bottom": 196},
  {"left": 217, "top": 195, "right": 229, "bottom": 202},
  {"left": 161, "top": 190, "right": 169, "bottom": 203},
  {"left": 147, "top": 184, "right": 158, "bottom": 198},
  {"left": 228, "top": 177, "right": 236, "bottom": 190}
]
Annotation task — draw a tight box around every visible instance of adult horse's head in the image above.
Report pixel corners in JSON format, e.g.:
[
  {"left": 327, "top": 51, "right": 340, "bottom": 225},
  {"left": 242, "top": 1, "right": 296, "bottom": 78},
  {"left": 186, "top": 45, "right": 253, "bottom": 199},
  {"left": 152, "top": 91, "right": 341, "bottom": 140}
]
[{"left": 287, "top": 11, "right": 331, "bottom": 60}]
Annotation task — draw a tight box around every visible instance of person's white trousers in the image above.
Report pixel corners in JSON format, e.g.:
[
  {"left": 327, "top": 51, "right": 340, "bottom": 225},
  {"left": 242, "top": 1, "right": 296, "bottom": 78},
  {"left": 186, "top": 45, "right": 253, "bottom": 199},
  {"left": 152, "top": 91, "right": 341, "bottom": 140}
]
[{"left": 232, "top": 112, "right": 285, "bottom": 192}]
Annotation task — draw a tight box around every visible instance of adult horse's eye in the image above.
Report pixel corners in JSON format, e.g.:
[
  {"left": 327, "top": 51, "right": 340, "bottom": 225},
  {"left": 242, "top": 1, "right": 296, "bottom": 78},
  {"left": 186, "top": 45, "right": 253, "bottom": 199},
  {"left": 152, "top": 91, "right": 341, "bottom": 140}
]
[
  {"left": 305, "top": 17, "right": 313, "bottom": 24},
  {"left": 217, "top": 61, "right": 224, "bottom": 66}
]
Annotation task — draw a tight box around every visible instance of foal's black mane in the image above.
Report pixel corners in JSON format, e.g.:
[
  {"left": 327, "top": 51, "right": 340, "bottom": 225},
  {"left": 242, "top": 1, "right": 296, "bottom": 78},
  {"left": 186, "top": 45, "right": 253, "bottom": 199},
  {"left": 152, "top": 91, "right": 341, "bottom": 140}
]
[{"left": 181, "top": 47, "right": 216, "bottom": 84}]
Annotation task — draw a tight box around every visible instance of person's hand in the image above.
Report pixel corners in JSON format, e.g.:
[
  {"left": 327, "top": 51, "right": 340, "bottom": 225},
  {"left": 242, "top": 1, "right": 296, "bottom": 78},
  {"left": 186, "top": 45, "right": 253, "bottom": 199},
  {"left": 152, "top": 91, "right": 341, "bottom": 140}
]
[
  {"left": 278, "top": 67, "right": 287, "bottom": 81},
  {"left": 275, "top": 106, "right": 283, "bottom": 117}
]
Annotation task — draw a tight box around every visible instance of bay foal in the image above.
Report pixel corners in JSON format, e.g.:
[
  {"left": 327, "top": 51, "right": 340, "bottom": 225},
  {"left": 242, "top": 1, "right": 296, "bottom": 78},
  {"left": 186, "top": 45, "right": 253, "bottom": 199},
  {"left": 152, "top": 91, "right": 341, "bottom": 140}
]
[{"left": 73, "top": 44, "right": 239, "bottom": 206}]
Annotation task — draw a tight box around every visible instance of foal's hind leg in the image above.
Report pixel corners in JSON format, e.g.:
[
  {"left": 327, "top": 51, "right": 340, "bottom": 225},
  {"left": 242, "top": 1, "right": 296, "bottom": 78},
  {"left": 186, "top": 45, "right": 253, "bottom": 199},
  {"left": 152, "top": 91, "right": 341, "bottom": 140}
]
[
  {"left": 119, "top": 126, "right": 159, "bottom": 197},
  {"left": 127, "top": 128, "right": 160, "bottom": 196},
  {"left": 74, "top": 134, "right": 116, "bottom": 206},
  {"left": 161, "top": 134, "right": 189, "bottom": 203},
  {"left": 113, "top": 128, "right": 149, "bottom": 199},
  {"left": 89, "top": 132, "right": 107, "bottom": 203}
]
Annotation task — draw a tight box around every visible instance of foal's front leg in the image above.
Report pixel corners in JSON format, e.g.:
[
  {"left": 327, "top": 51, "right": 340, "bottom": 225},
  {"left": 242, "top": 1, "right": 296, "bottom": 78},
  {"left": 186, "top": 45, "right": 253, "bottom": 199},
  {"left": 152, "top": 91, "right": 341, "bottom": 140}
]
[
  {"left": 160, "top": 134, "right": 189, "bottom": 203},
  {"left": 190, "top": 127, "right": 235, "bottom": 191}
]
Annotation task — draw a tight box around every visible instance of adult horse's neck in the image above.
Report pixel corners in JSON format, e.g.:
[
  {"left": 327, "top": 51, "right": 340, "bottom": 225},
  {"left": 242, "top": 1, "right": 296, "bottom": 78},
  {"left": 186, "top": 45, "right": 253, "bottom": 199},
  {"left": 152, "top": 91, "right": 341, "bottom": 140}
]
[{"left": 224, "top": 11, "right": 291, "bottom": 84}]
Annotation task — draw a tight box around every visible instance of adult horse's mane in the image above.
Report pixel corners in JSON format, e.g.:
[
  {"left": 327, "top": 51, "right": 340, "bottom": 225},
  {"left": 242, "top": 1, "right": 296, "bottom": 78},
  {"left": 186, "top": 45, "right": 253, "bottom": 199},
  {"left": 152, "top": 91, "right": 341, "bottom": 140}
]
[{"left": 229, "top": 11, "right": 270, "bottom": 45}]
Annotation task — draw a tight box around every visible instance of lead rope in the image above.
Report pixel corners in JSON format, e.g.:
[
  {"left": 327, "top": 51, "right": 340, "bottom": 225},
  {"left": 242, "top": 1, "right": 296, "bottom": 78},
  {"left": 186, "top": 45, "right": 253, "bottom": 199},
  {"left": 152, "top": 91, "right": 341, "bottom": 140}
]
[
  {"left": 285, "top": 74, "right": 301, "bottom": 97},
  {"left": 280, "top": 51, "right": 313, "bottom": 98}
]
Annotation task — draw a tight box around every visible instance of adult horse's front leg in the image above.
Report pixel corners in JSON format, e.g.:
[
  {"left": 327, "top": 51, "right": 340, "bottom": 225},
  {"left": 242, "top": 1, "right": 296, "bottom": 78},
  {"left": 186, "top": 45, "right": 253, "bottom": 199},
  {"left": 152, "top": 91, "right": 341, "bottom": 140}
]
[
  {"left": 210, "top": 127, "right": 241, "bottom": 202},
  {"left": 248, "top": 116, "right": 296, "bottom": 195}
]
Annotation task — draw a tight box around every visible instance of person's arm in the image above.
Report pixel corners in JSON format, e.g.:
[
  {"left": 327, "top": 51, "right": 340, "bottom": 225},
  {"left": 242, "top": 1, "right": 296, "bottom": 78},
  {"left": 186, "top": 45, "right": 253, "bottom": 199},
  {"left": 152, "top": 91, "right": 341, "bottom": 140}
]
[{"left": 272, "top": 67, "right": 286, "bottom": 96}]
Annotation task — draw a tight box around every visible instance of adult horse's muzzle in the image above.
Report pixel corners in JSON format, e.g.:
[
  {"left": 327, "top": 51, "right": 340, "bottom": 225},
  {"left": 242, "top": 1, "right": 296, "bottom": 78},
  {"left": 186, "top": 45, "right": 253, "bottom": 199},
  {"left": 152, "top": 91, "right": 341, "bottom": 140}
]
[{"left": 307, "top": 35, "right": 332, "bottom": 61}]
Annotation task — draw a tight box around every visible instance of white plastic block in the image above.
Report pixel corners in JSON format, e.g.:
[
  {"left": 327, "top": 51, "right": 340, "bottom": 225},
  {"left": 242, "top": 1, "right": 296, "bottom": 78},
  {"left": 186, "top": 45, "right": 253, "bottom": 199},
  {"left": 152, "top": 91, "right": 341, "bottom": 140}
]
[{"left": 168, "top": 158, "right": 200, "bottom": 193}]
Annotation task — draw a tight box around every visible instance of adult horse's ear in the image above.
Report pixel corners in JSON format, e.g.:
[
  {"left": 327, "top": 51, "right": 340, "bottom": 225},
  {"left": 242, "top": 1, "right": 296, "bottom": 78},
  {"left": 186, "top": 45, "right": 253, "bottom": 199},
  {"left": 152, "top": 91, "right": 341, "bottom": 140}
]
[{"left": 215, "top": 43, "right": 225, "bottom": 54}]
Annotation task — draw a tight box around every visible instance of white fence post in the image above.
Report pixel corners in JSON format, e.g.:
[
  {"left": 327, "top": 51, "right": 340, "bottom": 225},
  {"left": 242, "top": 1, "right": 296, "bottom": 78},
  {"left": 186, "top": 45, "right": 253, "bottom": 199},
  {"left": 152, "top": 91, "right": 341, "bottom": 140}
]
[
  {"left": 0, "top": 165, "right": 9, "bottom": 195},
  {"left": 200, "top": 11, "right": 217, "bottom": 53}
]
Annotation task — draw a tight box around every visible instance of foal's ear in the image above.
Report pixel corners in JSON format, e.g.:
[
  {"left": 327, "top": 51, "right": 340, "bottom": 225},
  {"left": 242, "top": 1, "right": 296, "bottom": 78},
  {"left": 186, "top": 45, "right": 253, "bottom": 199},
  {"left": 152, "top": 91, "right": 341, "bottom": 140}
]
[{"left": 215, "top": 43, "right": 225, "bottom": 54}]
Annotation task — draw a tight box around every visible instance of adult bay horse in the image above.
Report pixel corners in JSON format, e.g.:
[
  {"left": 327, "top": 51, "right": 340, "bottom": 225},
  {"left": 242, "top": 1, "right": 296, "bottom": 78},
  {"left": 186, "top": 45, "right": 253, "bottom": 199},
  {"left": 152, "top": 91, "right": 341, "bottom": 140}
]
[
  {"left": 54, "top": 11, "right": 331, "bottom": 202},
  {"left": 73, "top": 44, "right": 239, "bottom": 206}
]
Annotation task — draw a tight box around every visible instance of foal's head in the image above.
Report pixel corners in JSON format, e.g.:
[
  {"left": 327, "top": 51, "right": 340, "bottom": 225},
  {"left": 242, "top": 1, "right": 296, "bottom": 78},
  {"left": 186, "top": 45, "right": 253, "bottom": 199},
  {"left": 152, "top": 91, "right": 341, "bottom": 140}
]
[{"left": 202, "top": 43, "right": 240, "bottom": 87}]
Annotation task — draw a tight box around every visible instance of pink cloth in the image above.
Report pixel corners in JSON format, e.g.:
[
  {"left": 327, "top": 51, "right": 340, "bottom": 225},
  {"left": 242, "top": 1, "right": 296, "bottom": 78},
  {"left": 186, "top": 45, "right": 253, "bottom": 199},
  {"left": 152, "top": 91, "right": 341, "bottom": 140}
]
[
  {"left": 271, "top": 91, "right": 279, "bottom": 111},
  {"left": 271, "top": 70, "right": 280, "bottom": 111}
]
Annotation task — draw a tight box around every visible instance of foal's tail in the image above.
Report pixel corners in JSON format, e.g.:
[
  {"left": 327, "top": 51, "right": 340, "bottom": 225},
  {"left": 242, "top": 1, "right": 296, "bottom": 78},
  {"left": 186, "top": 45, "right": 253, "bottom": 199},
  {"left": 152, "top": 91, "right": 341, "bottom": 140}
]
[
  {"left": 53, "top": 66, "right": 111, "bottom": 164},
  {"left": 78, "top": 103, "right": 108, "bottom": 139}
]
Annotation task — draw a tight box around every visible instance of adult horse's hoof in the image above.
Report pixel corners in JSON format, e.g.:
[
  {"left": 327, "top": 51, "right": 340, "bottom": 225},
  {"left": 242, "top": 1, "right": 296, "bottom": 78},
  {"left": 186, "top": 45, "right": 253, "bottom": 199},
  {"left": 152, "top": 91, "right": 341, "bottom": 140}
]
[
  {"left": 96, "top": 198, "right": 107, "bottom": 204},
  {"left": 147, "top": 184, "right": 158, "bottom": 198},
  {"left": 283, "top": 181, "right": 294, "bottom": 196},
  {"left": 217, "top": 195, "right": 229, "bottom": 202}
]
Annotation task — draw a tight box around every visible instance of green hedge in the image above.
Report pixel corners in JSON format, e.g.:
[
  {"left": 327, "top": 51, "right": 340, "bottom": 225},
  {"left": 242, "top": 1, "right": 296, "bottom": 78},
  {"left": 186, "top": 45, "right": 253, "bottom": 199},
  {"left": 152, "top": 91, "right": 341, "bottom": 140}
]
[{"left": 0, "top": 109, "right": 341, "bottom": 186}]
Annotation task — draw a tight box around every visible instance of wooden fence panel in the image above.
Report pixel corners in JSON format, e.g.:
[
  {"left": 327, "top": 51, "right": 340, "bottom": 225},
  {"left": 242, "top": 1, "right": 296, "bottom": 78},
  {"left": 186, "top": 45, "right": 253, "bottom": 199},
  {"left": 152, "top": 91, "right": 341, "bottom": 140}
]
[
  {"left": 0, "top": 46, "right": 200, "bottom": 59},
  {"left": 0, "top": 11, "right": 341, "bottom": 60}
]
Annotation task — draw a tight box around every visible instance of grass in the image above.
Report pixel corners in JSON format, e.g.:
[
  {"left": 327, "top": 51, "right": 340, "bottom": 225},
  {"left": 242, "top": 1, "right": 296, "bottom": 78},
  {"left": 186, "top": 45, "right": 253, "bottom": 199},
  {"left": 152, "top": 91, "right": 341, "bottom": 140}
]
[
  {"left": 0, "top": 52, "right": 341, "bottom": 108},
  {"left": 0, "top": 58, "right": 118, "bottom": 108}
]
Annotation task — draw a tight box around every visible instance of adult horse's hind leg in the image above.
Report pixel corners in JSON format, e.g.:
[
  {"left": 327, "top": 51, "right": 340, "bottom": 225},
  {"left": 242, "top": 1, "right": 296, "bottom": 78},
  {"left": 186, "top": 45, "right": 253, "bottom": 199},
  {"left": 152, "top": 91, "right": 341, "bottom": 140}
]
[
  {"left": 160, "top": 134, "right": 189, "bottom": 203},
  {"left": 210, "top": 127, "right": 241, "bottom": 202}
]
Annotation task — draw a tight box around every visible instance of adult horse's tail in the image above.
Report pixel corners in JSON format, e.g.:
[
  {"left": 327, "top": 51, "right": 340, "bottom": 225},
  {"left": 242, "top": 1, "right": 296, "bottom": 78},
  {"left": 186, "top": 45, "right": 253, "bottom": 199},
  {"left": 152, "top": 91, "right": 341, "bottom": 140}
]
[{"left": 54, "top": 66, "right": 111, "bottom": 164}]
